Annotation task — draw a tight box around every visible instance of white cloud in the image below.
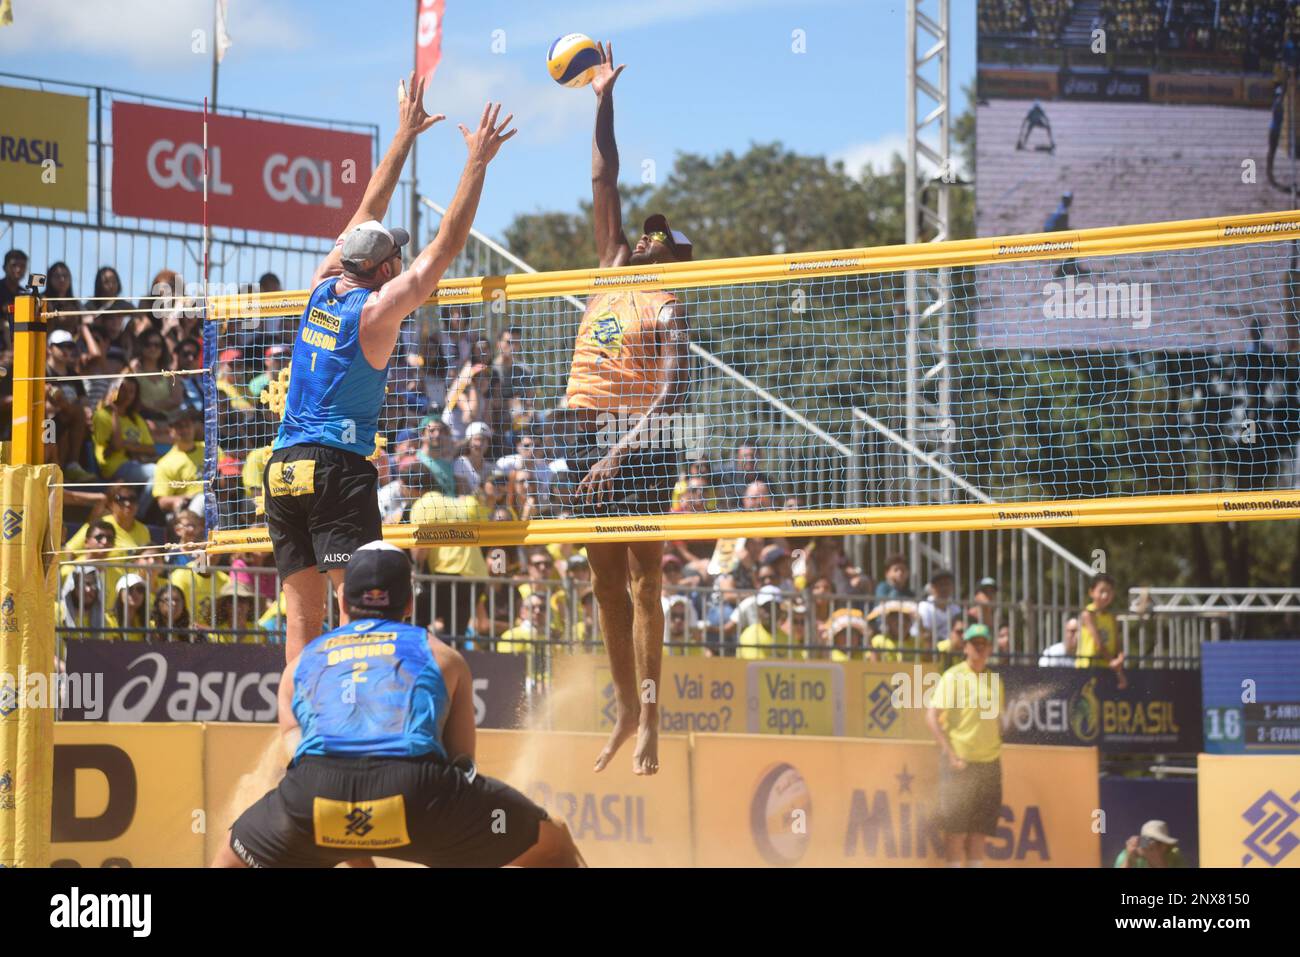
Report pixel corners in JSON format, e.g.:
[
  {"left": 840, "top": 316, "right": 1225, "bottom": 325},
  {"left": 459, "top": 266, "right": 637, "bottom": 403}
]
[
  {"left": 424, "top": 56, "right": 591, "bottom": 146},
  {"left": 0, "top": 0, "right": 301, "bottom": 67},
  {"left": 831, "top": 133, "right": 908, "bottom": 177}
]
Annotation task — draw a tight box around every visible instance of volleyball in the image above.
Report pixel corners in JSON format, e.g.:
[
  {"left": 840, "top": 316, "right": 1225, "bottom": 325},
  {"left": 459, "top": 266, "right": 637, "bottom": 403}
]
[{"left": 547, "top": 33, "right": 602, "bottom": 88}]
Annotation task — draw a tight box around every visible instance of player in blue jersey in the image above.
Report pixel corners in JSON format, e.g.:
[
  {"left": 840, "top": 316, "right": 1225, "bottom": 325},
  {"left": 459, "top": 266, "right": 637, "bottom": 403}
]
[
  {"left": 264, "top": 74, "right": 516, "bottom": 660},
  {"left": 215, "top": 542, "right": 583, "bottom": 868}
]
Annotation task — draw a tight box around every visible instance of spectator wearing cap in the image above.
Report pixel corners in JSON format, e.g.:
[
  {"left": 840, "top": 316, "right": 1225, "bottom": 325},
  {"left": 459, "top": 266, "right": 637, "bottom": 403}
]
[
  {"left": 105, "top": 572, "right": 151, "bottom": 642},
  {"left": 1038, "top": 616, "right": 1080, "bottom": 667},
  {"left": 738, "top": 585, "right": 792, "bottom": 661},
  {"left": 453, "top": 421, "right": 493, "bottom": 495},
  {"left": 247, "top": 344, "right": 291, "bottom": 400},
  {"left": 1115, "top": 820, "right": 1187, "bottom": 868},
  {"left": 914, "top": 569, "right": 963, "bottom": 648},
  {"left": 724, "top": 562, "right": 781, "bottom": 641},
  {"left": 876, "top": 553, "right": 916, "bottom": 601},
  {"left": 44, "top": 329, "right": 92, "bottom": 479},
  {"left": 153, "top": 409, "right": 205, "bottom": 515},
  {"left": 211, "top": 579, "right": 264, "bottom": 643},
  {"left": 926, "top": 622, "right": 1004, "bottom": 867},
  {"left": 867, "top": 600, "right": 921, "bottom": 663},
  {"left": 91, "top": 380, "right": 159, "bottom": 514},
  {"left": 417, "top": 416, "right": 457, "bottom": 497}
]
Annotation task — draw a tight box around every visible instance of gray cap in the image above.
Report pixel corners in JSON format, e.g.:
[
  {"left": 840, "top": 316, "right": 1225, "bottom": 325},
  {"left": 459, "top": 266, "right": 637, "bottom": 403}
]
[{"left": 341, "top": 220, "right": 410, "bottom": 274}]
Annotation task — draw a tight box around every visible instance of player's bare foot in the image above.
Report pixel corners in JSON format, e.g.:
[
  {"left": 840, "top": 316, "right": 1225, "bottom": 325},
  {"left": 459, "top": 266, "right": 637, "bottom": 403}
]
[
  {"left": 593, "top": 709, "right": 638, "bottom": 772},
  {"left": 632, "top": 720, "right": 659, "bottom": 775}
]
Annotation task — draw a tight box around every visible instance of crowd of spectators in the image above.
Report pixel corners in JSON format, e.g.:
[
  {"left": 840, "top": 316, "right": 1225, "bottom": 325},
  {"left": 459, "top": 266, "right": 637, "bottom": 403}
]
[
  {"left": 979, "top": 0, "right": 1076, "bottom": 43},
  {"left": 5, "top": 251, "right": 1130, "bottom": 672}
]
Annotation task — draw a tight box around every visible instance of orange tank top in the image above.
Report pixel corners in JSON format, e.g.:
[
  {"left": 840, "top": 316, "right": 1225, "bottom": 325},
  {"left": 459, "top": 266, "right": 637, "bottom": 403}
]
[{"left": 565, "top": 290, "right": 674, "bottom": 416}]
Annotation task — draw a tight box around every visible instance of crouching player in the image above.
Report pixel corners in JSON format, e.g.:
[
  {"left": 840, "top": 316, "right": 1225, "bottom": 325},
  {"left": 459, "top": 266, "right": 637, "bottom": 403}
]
[{"left": 214, "top": 541, "right": 583, "bottom": 868}]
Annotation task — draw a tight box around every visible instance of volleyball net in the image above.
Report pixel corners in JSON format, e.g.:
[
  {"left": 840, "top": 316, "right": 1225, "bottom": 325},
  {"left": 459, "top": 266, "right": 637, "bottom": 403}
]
[{"left": 199, "top": 208, "right": 1300, "bottom": 554}]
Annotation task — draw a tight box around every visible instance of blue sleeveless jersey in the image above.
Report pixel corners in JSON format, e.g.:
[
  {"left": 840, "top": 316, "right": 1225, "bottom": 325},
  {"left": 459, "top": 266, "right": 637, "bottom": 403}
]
[
  {"left": 274, "top": 277, "right": 388, "bottom": 457},
  {"left": 291, "top": 618, "right": 450, "bottom": 764}
]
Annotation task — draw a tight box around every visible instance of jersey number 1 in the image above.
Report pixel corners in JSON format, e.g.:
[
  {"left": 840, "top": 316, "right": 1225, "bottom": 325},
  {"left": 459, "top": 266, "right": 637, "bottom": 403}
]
[{"left": 310, "top": 351, "right": 318, "bottom": 372}]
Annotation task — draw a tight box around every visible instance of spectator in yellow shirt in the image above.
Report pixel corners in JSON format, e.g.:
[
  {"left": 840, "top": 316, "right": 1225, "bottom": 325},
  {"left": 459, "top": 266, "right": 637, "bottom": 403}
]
[
  {"left": 926, "top": 623, "right": 1004, "bottom": 867},
  {"left": 211, "top": 579, "right": 264, "bottom": 644},
  {"left": 409, "top": 480, "right": 488, "bottom": 643},
  {"left": 91, "top": 377, "right": 158, "bottom": 514},
  {"left": 153, "top": 409, "right": 204, "bottom": 515},
  {"left": 867, "top": 600, "right": 920, "bottom": 663},
  {"left": 169, "top": 555, "right": 232, "bottom": 634},
  {"left": 64, "top": 485, "right": 156, "bottom": 572},
  {"left": 737, "top": 586, "right": 791, "bottom": 660},
  {"left": 1076, "top": 572, "right": 1127, "bottom": 689},
  {"left": 497, "top": 593, "right": 548, "bottom": 656}
]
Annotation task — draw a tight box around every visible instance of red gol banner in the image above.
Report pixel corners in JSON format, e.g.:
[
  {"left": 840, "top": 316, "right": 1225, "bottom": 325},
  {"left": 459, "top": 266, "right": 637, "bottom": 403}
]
[
  {"left": 111, "top": 101, "right": 374, "bottom": 238},
  {"left": 416, "top": 0, "right": 446, "bottom": 83}
]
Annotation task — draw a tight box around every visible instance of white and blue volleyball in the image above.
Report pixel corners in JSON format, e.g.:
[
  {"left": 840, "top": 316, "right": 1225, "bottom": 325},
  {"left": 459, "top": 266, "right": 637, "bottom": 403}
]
[{"left": 547, "top": 33, "right": 602, "bottom": 88}]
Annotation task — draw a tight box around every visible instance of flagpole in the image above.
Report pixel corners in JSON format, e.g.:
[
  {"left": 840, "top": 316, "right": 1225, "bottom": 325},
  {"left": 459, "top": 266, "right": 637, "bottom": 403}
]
[
  {"left": 409, "top": 0, "right": 420, "bottom": 246},
  {"left": 210, "top": 0, "right": 220, "bottom": 110}
]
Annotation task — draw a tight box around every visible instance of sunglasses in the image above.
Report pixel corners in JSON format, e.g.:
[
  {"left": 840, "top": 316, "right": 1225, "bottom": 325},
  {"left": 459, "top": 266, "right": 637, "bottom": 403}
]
[
  {"left": 646, "top": 230, "right": 670, "bottom": 245},
  {"left": 531, "top": 560, "right": 552, "bottom": 568},
  {"left": 113, "top": 495, "right": 139, "bottom": 506},
  {"left": 89, "top": 532, "right": 113, "bottom": 542}
]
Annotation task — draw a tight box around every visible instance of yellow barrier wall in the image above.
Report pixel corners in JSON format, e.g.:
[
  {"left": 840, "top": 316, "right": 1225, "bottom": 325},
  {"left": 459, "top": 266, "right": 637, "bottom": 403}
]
[
  {"left": 690, "top": 735, "right": 1100, "bottom": 867},
  {"left": 50, "top": 723, "right": 205, "bottom": 868},
  {"left": 550, "top": 654, "right": 936, "bottom": 740},
  {"left": 1198, "top": 753, "right": 1300, "bottom": 867},
  {"left": 50, "top": 723, "right": 1098, "bottom": 867},
  {"left": 0, "top": 464, "right": 62, "bottom": 867},
  {"left": 476, "top": 730, "right": 692, "bottom": 867}
]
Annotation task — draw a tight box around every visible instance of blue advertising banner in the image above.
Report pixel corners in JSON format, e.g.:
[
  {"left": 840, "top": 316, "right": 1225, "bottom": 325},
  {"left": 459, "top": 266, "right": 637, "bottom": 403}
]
[
  {"left": 1099, "top": 776, "right": 1199, "bottom": 868},
  {"left": 1202, "top": 641, "right": 1300, "bottom": 754},
  {"left": 61, "top": 640, "right": 526, "bottom": 728},
  {"left": 999, "top": 665, "right": 1202, "bottom": 753}
]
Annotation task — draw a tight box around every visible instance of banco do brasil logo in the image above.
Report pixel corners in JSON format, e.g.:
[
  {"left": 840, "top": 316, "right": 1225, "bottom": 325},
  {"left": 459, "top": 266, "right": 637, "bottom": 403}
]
[
  {"left": 1241, "top": 789, "right": 1300, "bottom": 867},
  {"left": 2, "top": 508, "right": 22, "bottom": 541}
]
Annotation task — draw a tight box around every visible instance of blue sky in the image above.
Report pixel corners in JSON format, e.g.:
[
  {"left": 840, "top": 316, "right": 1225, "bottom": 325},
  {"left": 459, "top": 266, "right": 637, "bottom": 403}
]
[{"left": 2, "top": 0, "right": 975, "bottom": 241}]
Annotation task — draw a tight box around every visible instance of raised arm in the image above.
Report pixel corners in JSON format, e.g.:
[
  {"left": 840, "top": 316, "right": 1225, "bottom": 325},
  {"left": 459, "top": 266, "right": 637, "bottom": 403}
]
[
  {"left": 591, "top": 41, "right": 631, "bottom": 269},
  {"left": 359, "top": 103, "right": 515, "bottom": 363},
  {"left": 311, "top": 71, "right": 446, "bottom": 287}
]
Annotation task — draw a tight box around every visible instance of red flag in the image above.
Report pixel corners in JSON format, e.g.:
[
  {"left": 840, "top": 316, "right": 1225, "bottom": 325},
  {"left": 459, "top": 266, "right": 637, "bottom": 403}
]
[{"left": 415, "top": 0, "right": 445, "bottom": 83}]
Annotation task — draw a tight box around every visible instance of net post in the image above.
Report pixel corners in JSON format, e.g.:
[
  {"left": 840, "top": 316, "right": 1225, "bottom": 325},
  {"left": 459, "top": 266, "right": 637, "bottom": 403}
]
[{"left": 10, "top": 295, "right": 46, "bottom": 467}]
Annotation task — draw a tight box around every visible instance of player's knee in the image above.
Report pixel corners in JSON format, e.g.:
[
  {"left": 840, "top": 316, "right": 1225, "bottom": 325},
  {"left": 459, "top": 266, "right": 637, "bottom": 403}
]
[
  {"left": 629, "top": 570, "right": 662, "bottom": 605},
  {"left": 592, "top": 575, "right": 629, "bottom": 605},
  {"left": 537, "top": 819, "right": 583, "bottom": 867}
]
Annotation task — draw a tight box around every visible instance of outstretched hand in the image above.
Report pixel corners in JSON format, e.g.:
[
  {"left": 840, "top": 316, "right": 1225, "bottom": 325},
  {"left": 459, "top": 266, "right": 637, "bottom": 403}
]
[
  {"left": 399, "top": 69, "right": 446, "bottom": 136},
  {"left": 459, "top": 102, "right": 517, "bottom": 164},
  {"left": 591, "top": 40, "right": 626, "bottom": 97}
]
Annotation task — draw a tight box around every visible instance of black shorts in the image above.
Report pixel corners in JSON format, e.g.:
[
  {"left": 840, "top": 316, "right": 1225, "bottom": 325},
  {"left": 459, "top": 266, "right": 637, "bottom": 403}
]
[
  {"left": 228, "top": 754, "right": 548, "bottom": 868},
  {"left": 937, "top": 757, "right": 1002, "bottom": 837},
  {"left": 263, "top": 443, "right": 382, "bottom": 579},
  {"left": 556, "top": 422, "right": 680, "bottom": 519}
]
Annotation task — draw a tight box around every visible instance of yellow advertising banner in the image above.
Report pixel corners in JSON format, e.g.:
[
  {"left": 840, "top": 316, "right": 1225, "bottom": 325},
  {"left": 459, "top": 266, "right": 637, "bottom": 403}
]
[
  {"left": 0, "top": 86, "right": 88, "bottom": 212},
  {"left": 475, "top": 729, "right": 693, "bottom": 867},
  {"left": 1198, "top": 754, "right": 1300, "bottom": 868},
  {"left": 203, "top": 723, "right": 281, "bottom": 864},
  {"left": 690, "top": 735, "right": 1099, "bottom": 867},
  {"left": 50, "top": 723, "right": 205, "bottom": 867},
  {"left": 550, "top": 654, "right": 936, "bottom": 740}
]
